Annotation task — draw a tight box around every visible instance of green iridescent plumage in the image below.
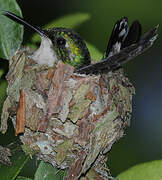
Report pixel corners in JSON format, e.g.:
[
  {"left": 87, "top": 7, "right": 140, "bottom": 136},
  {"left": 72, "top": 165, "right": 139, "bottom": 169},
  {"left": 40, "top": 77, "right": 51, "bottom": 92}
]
[{"left": 45, "top": 28, "right": 91, "bottom": 68}]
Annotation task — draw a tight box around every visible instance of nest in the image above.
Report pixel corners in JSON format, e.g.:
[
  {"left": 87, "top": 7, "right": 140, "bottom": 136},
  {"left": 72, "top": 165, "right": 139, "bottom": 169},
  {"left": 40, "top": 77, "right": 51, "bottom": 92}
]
[{"left": 1, "top": 48, "right": 135, "bottom": 180}]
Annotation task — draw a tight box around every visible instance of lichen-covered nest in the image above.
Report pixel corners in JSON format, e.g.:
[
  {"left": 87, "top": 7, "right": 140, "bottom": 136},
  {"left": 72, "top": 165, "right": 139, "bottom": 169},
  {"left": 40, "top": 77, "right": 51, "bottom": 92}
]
[{"left": 1, "top": 49, "right": 135, "bottom": 180}]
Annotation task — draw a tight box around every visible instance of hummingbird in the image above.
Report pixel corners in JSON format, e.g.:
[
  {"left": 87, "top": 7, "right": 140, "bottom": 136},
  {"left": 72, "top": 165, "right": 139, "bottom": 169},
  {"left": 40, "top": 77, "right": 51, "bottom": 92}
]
[{"left": 3, "top": 11, "right": 158, "bottom": 74}]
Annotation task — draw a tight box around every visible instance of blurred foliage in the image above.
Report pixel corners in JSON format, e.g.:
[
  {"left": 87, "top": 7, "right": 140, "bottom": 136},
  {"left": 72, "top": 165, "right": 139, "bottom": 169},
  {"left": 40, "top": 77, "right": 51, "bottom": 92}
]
[
  {"left": 117, "top": 160, "right": 162, "bottom": 180},
  {"left": 31, "top": 13, "right": 91, "bottom": 43},
  {"left": 16, "top": 177, "right": 32, "bottom": 180},
  {"left": 0, "top": 69, "right": 4, "bottom": 78},
  {"left": 0, "top": 79, "right": 7, "bottom": 110}
]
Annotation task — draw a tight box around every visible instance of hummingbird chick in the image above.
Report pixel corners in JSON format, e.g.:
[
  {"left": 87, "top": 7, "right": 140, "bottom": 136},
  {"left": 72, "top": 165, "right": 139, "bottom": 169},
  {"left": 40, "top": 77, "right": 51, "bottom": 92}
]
[{"left": 3, "top": 11, "right": 158, "bottom": 74}]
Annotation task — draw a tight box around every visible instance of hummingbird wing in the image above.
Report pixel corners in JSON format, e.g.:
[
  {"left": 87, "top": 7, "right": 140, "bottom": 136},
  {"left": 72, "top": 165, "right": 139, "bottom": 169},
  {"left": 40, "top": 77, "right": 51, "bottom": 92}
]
[
  {"left": 3, "top": 11, "right": 46, "bottom": 36},
  {"left": 75, "top": 25, "right": 158, "bottom": 74}
]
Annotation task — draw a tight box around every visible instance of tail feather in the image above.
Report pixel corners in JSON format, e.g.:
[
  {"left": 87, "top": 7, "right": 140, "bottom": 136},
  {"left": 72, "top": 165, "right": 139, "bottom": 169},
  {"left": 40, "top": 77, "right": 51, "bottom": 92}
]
[
  {"left": 121, "top": 20, "right": 142, "bottom": 48},
  {"left": 75, "top": 25, "right": 158, "bottom": 74},
  {"left": 105, "top": 17, "right": 128, "bottom": 58}
]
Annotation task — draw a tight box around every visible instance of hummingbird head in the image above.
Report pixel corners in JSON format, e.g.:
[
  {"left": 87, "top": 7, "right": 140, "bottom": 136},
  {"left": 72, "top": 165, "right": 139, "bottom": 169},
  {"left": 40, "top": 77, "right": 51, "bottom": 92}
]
[
  {"left": 43, "top": 28, "right": 91, "bottom": 68},
  {"left": 3, "top": 11, "right": 91, "bottom": 68}
]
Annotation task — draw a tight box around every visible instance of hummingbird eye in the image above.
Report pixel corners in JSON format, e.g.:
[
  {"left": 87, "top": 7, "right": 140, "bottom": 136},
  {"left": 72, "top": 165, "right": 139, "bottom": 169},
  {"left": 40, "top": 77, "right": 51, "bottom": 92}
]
[{"left": 56, "top": 37, "right": 66, "bottom": 46}]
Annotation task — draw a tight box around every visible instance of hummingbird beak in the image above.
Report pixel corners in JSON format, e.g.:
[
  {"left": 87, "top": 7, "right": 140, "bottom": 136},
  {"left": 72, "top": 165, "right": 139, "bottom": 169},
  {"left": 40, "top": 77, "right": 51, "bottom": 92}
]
[
  {"left": 3, "top": 11, "right": 58, "bottom": 67},
  {"left": 3, "top": 11, "right": 46, "bottom": 37}
]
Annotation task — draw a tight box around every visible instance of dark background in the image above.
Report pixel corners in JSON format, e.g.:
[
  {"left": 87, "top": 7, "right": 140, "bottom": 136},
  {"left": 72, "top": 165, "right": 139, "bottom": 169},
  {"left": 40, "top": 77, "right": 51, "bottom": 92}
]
[{"left": 1, "top": 0, "right": 162, "bottom": 177}]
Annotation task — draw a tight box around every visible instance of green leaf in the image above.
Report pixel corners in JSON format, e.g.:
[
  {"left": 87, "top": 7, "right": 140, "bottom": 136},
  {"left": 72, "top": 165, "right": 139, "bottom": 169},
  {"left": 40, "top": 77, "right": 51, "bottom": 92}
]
[
  {"left": 86, "top": 42, "right": 102, "bottom": 61},
  {"left": 34, "top": 161, "right": 66, "bottom": 180},
  {"left": 16, "top": 176, "right": 32, "bottom": 180},
  {"left": 117, "top": 160, "right": 162, "bottom": 180},
  {"left": 0, "top": 0, "right": 23, "bottom": 60},
  {"left": 0, "top": 149, "right": 29, "bottom": 180},
  {"left": 31, "top": 13, "right": 90, "bottom": 43}
]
